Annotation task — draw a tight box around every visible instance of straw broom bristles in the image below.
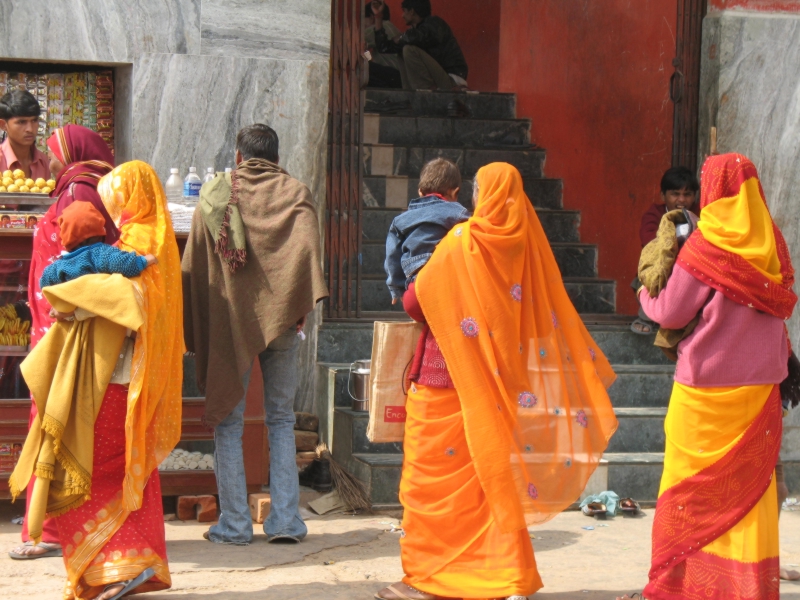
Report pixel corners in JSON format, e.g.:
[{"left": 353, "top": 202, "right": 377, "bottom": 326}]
[{"left": 316, "top": 443, "right": 371, "bottom": 512}]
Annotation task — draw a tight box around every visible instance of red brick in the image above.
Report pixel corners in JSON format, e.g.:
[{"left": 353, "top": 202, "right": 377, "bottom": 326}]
[
  {"left": 294, "top": 430, "right": 319, "bottom": 452},
  {"left": 177, "top": 495, "right": 217, "bottom": 522}
]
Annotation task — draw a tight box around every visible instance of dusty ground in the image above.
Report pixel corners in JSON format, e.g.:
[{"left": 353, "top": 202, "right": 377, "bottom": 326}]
[{"left": 3, "top": 501, "right": 800, "bottom": 600}]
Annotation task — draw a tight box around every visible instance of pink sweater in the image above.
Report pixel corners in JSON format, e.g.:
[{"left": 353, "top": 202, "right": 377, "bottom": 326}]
[{"left": 640, "top": 266, "right": 788, "bottom": 387}]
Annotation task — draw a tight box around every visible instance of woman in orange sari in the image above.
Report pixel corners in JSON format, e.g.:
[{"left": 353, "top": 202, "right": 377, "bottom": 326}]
[
  {"left": 619, "top": 153, "right": 795, "bottom": 600},
  {"left": 11, "top": 160, "right": 184, "bottom": 600},
  {"left": 375, "top": 162, "right": 618, "bottom": 600}
]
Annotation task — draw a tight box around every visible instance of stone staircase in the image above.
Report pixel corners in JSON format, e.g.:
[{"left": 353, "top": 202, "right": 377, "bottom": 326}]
[{"left": 316, "top": 88, "right": 675, "bottom": 508}]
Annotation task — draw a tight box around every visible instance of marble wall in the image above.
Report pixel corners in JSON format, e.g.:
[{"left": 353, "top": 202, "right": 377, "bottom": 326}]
[
  {"left": 699, "top": 9, "right": 800, "bottom": 465},
  {"left": 0, "top": 0, "right": 332, "bottom": 412}
]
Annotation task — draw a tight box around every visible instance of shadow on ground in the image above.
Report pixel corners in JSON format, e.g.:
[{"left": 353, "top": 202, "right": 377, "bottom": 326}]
[{"left": 530, "top": 530, "right": 581, "bottom": 553}]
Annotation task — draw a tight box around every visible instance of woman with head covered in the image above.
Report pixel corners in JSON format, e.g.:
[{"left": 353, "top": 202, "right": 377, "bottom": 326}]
[{"left": 375, "top": 162, "right": 617, "bottom": 600}]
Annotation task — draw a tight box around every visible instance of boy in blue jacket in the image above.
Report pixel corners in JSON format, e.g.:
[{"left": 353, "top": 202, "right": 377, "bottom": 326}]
[{"left": 385, "top": 158, "right": 469, "bottom": 303}]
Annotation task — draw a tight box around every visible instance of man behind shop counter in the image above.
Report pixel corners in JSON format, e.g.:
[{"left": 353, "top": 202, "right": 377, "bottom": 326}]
[
  {"left": 374, "top": 0, "right": 469, "bottom": 91},
  {"left": 0, "top": 90, "right": 50, "bottom": 180},
  {"left": 182, "top": 124, "right": 328, "bottom": 546}
]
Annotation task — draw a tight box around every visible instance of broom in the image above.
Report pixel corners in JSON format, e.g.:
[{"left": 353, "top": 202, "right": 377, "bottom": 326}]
[{"left": 316, "top": 443, "right": 372, "bottom": 512}]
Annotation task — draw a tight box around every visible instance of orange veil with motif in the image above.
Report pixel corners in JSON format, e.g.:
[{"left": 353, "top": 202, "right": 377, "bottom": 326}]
[
  {"left": 98, "top": 161, "right": 184, "bottom": 511},
  {"left": 416, "top": 162, "right": 617, "bottom": 532}
]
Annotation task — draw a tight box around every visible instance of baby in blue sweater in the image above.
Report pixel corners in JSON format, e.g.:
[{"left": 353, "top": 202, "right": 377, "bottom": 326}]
[{"left": 40, "top": 201, "right": 156, "bottom": 289}]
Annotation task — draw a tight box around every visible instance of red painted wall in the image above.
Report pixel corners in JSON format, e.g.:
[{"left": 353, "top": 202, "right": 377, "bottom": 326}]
[
  {"left": 709, "top": 0, "right": 800, "bottom": 11},
  {"left": 498, "top": 0, "right": 678, "bottom": 314},
  {"left": 385, "top": 0, "right": 502, "bottom": 91}
]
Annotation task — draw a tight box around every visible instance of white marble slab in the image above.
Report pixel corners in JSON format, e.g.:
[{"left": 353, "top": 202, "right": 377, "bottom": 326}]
[
  {"left": 200, "top": 0, "right": 331, "bottom": 60},
  {"left": 700, "top": 11, "right": 800, "bottom": 345},
  {"left": 0, "top": 0, "right": 201, "bottom": 62}
]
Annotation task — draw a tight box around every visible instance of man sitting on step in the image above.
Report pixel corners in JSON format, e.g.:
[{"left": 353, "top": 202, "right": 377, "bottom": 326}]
[{"left": 373, "top": 0, "right": 469, "bottom": 91}]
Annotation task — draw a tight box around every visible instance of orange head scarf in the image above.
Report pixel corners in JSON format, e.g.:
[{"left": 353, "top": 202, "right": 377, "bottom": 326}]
[
  {"left": 677, "top": 153, "right": 796, "bottom": 319},
  {"left": 57, "top": 201, "right": 107, "bottom": 251},
  {"left": 416, "top": 162, "right": 617, "bottom": 532},
  {"left": 98, "top": 160, "right": 184, "bottom": 511}
]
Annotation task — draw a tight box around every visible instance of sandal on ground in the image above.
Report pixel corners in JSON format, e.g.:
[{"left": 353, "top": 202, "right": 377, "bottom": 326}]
[
  {"left": 581, "top": 502, "right": 607, "bottom": 517},
  {"left": 615, "top": 594, "right": 643, "bottom": 600},
  {"left": 630, "top": 318, "right": 655, "bottom": 335},
  {"left": 620, "top": 498, "right": 642, "bottom": 516},
  {"left": 103, "top": 567, "right": 156, "bottom": 600},
  {"left": 374, "top": 582, "right": 441, "bottom": 600},
  {"left": 8, "top": 541, "right": 63, "bottom": 560}
]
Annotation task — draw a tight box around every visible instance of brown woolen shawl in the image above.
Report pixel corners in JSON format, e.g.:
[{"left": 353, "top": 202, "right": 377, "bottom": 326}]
[{"left": 182, "top": 159, "right": 328, "bottom": 426}]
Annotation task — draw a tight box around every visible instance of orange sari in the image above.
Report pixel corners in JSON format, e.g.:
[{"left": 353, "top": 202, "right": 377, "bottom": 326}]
[
  {"left": 406, "top": 163, "right": 618, "bottom": 598},
  {"left": 56, "top": 161, "right": 184, "bottom": 599}
]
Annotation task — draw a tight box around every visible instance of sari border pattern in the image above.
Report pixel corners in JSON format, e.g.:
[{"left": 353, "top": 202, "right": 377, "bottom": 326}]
[{"left": 647, "top": 386, "right": 782, "bottom": 583}]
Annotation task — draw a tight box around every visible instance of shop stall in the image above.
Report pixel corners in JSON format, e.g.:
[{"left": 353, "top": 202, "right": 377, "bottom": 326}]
[{"left": 0, "top": 62, "right": 268, "bottom": 497}]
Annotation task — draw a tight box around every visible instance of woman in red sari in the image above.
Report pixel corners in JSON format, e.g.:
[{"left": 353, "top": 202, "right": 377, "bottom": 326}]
[{"left": 9, "top": 125, "right": 116, "bottom": 560}]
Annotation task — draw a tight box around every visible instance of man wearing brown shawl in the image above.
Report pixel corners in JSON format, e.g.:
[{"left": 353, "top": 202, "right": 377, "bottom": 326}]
[{"left": 182, "top": 124, "right": 328, "bottom": 545}]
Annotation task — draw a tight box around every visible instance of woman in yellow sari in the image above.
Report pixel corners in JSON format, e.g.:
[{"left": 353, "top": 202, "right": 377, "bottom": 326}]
[
  {"left": 619, "top": 153, "right": 796, "bottom": 600},
  {"left": 11, "top": 160, "right": 184, "bottom": 600},
  {"left": 375, "top": 162, "right": 618, "bottom": 600}
]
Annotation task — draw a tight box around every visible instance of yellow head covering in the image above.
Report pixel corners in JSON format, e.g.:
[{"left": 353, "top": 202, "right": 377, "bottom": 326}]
[
  {"left": 98, "top": 160, "right": 184, "bottom": 510},
  {"left": 417, "top": 162, "right": 617, "bottom": 532}
]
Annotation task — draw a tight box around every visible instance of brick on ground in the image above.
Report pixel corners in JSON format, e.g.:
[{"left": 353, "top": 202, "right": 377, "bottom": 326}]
[
  {"left": 177, "top": 495, "right": 217, "bottom": 522},
  {"left": 295, "top": 430, "right": 319, "bottom": 452},
  {"left": 249, "top": 493, "right": 271, "bottom": 524},
  {"left": 294, "top": 412, "right": 319, "bottom": 432}
]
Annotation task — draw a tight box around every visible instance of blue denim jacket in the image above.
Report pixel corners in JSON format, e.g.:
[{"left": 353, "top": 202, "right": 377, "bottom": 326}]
[{"left": 385, "top": 195, "right": 470, "bottom": 299}]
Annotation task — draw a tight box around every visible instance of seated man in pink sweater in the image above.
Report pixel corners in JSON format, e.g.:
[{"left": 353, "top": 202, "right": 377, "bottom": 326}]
[{"left": 631, "top": 166, "right": 698, "bottom": 335}]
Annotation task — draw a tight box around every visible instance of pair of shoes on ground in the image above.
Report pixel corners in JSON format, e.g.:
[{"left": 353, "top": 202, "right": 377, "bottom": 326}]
[{"left": 202, "top": 529, "right": 300, "bottom": 544}]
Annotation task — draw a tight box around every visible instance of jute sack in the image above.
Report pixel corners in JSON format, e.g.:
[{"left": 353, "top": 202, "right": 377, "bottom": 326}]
[{"left": 367, "top": 320, "right": 424, "bottom": 443}]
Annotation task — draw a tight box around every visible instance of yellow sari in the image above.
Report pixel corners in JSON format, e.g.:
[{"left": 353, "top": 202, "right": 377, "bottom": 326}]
[
  {"left": 644, "top": 153, "right": 789, "bottom": 600},
  {"left": 53, "top": 160, "right": 184, "bottom": 599},
  {"left": 404, "top": 162, "right": 618, "bottom": 598}
]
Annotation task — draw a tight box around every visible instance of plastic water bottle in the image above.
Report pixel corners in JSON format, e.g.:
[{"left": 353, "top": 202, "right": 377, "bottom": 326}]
[
  {"left": 203, "top": 167, "right": 215, "bottom": 183},
  {"left": 165, "top": 168, "right": 183, "bottom": 205},
  {"left": 183, "top": 167, "right": 202, "bottom": 203}
]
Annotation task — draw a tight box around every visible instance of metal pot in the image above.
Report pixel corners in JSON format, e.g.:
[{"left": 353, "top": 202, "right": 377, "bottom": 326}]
[{"left": 349, "top": 359, "right": 371, "bottom": 412}]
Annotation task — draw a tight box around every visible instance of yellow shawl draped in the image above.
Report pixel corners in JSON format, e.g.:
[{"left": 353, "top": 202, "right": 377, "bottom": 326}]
[
  {"left": 416, "top": 162, "right": 618, "bottom": 532},
  {"left": 97, "top": 160, "right": 184, "bottom": 511},
  {"left": 9, "top": 275, "right": 144, "bottom": 542}
]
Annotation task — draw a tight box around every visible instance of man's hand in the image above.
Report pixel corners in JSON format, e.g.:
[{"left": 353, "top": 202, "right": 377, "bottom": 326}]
[
  {"left": 391, "top": 297, "right": 398, "bottom": 305},
  {"left": 49, "top": 308, "right": 75, "bottom": 321},
  {"left": 296, "top": 315, "right": 307, "bottom": 334}
]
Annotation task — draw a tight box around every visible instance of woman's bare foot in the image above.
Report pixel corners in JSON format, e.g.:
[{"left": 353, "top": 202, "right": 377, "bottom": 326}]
[
  {"left": 781, "top": 567, "right": 800, "bottom": 581},
  {"left": 96, "top": 583, "right": 125, "bottom": 600}
]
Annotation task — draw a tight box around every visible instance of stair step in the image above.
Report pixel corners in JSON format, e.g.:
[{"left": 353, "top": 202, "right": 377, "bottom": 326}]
[
  {"left": 607, "top": 365, "right": 675, "bottom": 408},
  {"left": 348, "top": 452, "right": 665, "bottom": 506},
  {"left": 362, "top": 207, "right": 579, "bottom": 244},
  {"left": 363, "top": 175, "right": 561, "bottom": 210},
  {"left": 365, "top": 89, "right": 516, "bottom": 120},
  {"left": 586, "top": 324, "right": 674, "bottom": 366},
  {"left": 356, "top": 276, "right": 615, "bottom": 314},
  {"left": 364, "top": 113, "right": 530, "bottom": 147},
  {"left": 360, "top": 240, "right": 597, "bottom": 279},
  {"left": 607, "top": 408, "right": 667, "bottom": 453},
  {"left": 604, "top": 452, "right": 665, "bottom": 502},
  {"left": 318, "top": 320, "right": 670, "bottom": 366},
  {"left": 363, "top": 144, "right": 546, "bottom": 179}
]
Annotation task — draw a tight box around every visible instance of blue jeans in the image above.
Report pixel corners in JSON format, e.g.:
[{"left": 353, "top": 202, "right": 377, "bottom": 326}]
[{"left": 208, "top": 328, "right": 307, "bottom": 544}]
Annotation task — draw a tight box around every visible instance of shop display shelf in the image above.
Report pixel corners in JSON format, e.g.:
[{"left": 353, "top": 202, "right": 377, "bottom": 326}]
[{"left": 0, "top": 193, "right": 54, "bottom": 206}]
